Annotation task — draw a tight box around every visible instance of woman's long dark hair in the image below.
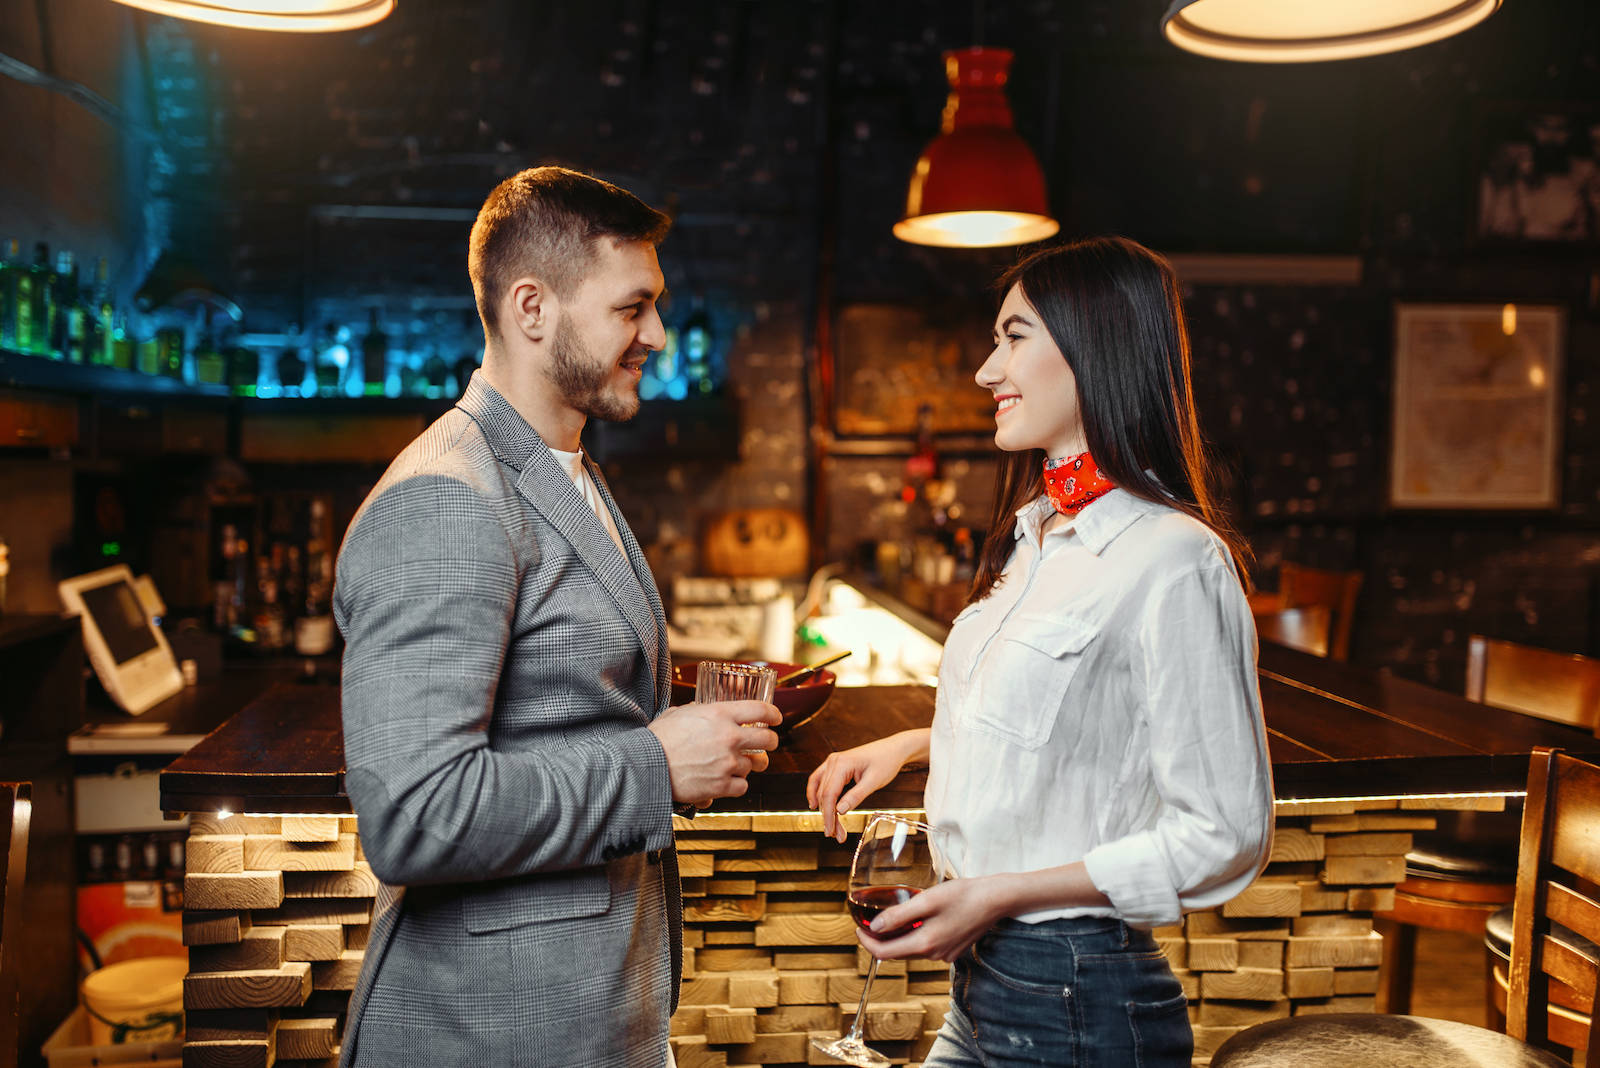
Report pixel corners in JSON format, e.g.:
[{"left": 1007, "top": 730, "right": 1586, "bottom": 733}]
[{"left": 971, "top": 235, "right": 1252, "bottom": 599}]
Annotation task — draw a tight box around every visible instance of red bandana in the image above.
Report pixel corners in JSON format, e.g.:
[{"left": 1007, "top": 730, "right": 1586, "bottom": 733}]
[{"left": 1043, "top": 453, "right": 1115, "bottom": 516}]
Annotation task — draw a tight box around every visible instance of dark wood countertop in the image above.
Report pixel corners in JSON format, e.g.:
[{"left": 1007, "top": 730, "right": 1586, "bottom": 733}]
[{"left": 159, "top": 642, "right": 1600, "bottom": 816}]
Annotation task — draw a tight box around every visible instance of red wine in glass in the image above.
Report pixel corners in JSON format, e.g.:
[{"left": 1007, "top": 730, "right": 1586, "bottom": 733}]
[{"left": 848, "top": 884, "right": 922, "bottom": 938}]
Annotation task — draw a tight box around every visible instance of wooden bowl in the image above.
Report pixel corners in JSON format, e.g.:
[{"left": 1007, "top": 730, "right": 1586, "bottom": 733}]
[{"left": 670, "top": 660, "right": 837, "bottom": 733}]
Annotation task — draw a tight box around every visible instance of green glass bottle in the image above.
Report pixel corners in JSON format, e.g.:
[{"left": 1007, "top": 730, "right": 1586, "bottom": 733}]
[
  {"left": 55, "top": 251, "right": 85, "bottom": 363},
  {"left": 29, "top": 243, "right": 57, "bottom": 358},
  {"left": 0, "top": 239, "right": 19, "bottom": 351},
  {"left": 361, "top": 308, "right": 387, "bottom": 397},
  {"left": 91, "top": 258, "right": 115, "bottom": 367}
]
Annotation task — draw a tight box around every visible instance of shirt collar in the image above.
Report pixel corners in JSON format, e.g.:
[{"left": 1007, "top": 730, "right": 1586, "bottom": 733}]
[{"left": 1013, "top": 488, "right": 1161, "bottom": 556}]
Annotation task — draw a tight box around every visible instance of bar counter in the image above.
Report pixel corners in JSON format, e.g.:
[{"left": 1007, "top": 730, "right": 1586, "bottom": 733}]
[{"left": 160, "top": 652, "right": 1600, "bottom": 1067}]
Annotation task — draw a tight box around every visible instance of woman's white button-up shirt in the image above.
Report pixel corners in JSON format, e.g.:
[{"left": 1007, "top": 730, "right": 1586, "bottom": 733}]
[{"left": 924, "top": 489, "right": 1274, "bottom": 929}]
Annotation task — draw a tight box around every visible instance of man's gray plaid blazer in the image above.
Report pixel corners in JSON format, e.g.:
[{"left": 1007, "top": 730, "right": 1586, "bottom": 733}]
[{"left": 333, "top": 375, "right": 683, "bottom": 1067}]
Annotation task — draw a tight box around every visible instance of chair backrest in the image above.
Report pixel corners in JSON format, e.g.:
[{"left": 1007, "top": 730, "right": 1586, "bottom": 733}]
[
  {"left": 1278, "top": 562, "right": 1363, "bottom": 661},
  {"left": 1256, "top": 605, "right": 1332, "bottom": 659},
  {"left": 1467, "top": 636, "right": 1600, "bottom": 734},
  {"left": 1508, "top": 749, "right": 1600, "bottom": 1063},
  {"left": 0, "top": 782, "right": 31, "bottom": 1068}
]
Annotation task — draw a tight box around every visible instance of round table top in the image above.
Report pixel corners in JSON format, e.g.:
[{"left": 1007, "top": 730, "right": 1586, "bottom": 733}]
[{"left": 1213, "top": 1014, "right": 1571, "bottom": 1068}]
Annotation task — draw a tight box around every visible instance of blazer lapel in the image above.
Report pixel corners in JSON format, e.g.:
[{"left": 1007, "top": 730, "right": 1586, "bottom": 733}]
[{"left": 586, "top": 457, "right": 670, "bottom": 712}]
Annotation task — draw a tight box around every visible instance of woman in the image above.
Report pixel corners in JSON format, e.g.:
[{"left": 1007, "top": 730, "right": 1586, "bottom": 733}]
[{"left": 808, "top": 236, "right": 1274, "bottom": 1067}]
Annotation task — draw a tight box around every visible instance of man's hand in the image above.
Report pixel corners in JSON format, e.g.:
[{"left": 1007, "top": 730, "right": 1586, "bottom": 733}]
[{"left": 649, "top": 700, "right": 781, "bottom": 805}]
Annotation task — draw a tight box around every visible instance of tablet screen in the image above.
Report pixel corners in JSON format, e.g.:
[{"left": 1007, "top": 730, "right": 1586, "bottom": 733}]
[{"left": 79, "top": 580, "right": 160, "bottom": 665}]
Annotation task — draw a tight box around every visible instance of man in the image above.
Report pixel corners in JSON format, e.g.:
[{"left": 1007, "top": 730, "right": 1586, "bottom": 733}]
[{"left": 333, "top": 167, "right": 781, "bottom": 1068}]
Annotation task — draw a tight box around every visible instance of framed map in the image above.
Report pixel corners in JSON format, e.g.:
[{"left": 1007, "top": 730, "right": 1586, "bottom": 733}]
[{"left": 1390, "top": 303, "right": 1566, "bottom": 510}]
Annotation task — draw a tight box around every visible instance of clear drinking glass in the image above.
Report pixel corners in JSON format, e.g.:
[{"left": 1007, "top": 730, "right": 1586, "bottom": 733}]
[
  {"left": 812, "top": 814, "right": 952, "bottom": 1068},
  {"left": 695, "top": 660, "right": 776, "bottom": 704}
]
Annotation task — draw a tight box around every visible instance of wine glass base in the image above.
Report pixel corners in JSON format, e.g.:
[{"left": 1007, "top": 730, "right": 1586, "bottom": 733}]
[{"left": 810, "top": 1035, "right": 891, "bottom": 1068}]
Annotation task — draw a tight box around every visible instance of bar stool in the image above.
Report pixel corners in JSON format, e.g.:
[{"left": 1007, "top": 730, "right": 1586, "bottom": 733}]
[
  {"left": 1249, "top": 563, "right": 1362, "bottom": 661},
  {"left": 1212, "top": 748, "right": 1600, "bottom": 1068},
  {"left": 1484, "top": 905, "right": 1594, "bottom": 1046},
  {"left": 1, "top": 782, "right": 32, "bottom": 1068},
  {"left": 1376, "top": 636, "right": 1600, "bottom": 1016}
]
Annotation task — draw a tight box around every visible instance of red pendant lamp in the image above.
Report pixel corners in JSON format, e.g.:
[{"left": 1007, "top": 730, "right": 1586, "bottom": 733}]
[
  {"left": 105, "top": 0, "right": 393, "bottom": 32},
  {"left": 893, "top": 48, "right": 1060, "bottom": 249}
]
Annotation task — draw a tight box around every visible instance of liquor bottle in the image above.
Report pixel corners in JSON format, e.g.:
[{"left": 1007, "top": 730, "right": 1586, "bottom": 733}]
[
  {"left": 451, "top": 352, "right": 479, "bottom": 398},
  {"left": 276, "top": 345, "right": 307, "bottom": 397},
  {"left": 157, "top": 326, "right": 186, "bottom": 379},
  {"left": 422, "top": 350, "right": 449, "bottom": 397},
  {"left": 29, "top": 243, "right": 57, "bottom": 358},
  {"left": 193, "top": 326, "right": 226, "bottom": 385},
  {"left": 54, "top": 251, "right": 85, "bottom": 363},
  {"left": 228, "top": 345, "right": 259, "bottom": 396},
  {"left": 90, "top": 258, "right": 116, "bottom": 366},
  {"left": 361, "top": 308, "right": 387, "bottom": 397},
  {"left": 314, "top": 323, "right": 345, "bottom": 397},
  {"left": 110, "top": 313, "right": 134, "bottom": 370},
  {"left": 682, "top": 308, "right": 713, "bottom": 395},
  {"left": 0, "top": 239, "right": 21, "bottom": 351},
  {"left": 253, "top": 552, "right": 285, "bottom": 650}
]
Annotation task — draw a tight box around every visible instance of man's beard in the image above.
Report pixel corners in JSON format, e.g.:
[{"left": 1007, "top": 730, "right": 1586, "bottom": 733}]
[{"left": 546, "top": 318, "right": 641, "bottom": 423}]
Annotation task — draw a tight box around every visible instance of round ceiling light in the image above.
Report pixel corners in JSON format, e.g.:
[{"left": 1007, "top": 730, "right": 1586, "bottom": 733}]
[
  {"left": 1162, "top": 0, "right": 1501, "bottom": 63},
  {"left": 894, "top": 48, "right": 1059, "bottom": 249},
  {"left": 108, "top": 0, "right": 394, "bottom": 32}
]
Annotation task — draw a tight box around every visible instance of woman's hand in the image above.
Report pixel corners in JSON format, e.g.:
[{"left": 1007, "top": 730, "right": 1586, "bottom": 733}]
[
  {"left": 806, "top": 729, "right": 930, "bottom": 842},
  {"left": 858, "top": 877, "right": 1005, "bottom": 963}
]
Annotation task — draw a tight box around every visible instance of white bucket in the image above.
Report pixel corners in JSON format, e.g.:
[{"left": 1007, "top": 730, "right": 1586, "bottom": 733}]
[{"left": 80, "top": 958, "right": 186, "bottom": 1046}]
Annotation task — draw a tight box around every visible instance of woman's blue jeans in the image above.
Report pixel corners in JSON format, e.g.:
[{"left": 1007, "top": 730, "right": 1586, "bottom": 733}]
[{"left": 923, "top": 917, "right": 1192, "bottom": 1068}]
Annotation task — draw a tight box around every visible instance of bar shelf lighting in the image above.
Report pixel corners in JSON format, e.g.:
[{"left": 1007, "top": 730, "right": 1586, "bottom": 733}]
[
  {"left": 1162, "top": 0, "right": 1500, "bottom": 64},
  {"left": 107, "top": 0, "right": 394, "bottom": 33}
]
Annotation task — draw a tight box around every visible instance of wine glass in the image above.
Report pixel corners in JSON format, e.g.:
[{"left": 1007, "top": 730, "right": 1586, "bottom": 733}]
[{"left": 812, "top": 814, "right": 951, "bottom": 1068}]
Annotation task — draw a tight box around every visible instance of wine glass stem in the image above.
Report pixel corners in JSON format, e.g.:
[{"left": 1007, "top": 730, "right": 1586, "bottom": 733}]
[{"left": 847, "top": 956, "right": 880, "bottom": 1044}]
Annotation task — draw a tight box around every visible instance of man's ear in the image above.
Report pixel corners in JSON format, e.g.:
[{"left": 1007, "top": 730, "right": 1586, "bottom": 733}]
[{"left": 505, "top": 276, "right": 553, "bottom": 342}]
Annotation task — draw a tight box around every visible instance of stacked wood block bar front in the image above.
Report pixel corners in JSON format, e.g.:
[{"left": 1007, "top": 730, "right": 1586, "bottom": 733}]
[{"left": 183, "top": 813, "right": 372, "bottom": 1068}]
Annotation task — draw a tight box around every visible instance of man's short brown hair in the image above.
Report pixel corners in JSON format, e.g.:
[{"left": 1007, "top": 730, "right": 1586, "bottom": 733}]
[{"left": 469, "top": 167, "right": 671, "bottom": 337}]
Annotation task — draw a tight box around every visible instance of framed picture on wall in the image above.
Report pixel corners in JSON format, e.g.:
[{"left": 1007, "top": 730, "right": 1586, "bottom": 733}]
[
  {"left": 1471, "top": 101, "right": 1600, "bottom": 246},
  {"left": 1389, "top": 302, "right": 1566, "bottom": 510}
]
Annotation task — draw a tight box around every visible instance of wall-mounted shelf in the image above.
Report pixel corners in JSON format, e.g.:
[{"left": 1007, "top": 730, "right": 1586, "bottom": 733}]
[{"left": 0, "top": 348, "right": 230, "bottom": 399}]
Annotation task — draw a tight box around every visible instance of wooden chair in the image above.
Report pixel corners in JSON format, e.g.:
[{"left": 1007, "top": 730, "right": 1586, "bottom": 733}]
[
  {"left": 1211, "top": 747, "right": 1597, "bottom": 1068},
  {"left": 1376, "top": 636, "right": 1600, "bottom": 1019},
  {"left": 1277, "top": 562, "right": 1363, "bottom": 662},
  {"left": 1467, "top": 635, "right": 1600, "bottom": 735},
  {"left": 1256, "top": 604, "right": 1332, "bottom": 658},
  {"left": 0, "top": 783, "right": 31, "bottom": 1068}
]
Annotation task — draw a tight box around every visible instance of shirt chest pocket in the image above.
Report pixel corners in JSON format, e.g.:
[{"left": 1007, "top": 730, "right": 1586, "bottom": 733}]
[{"left": 970, "top": 614, "right": 1100, "bottom": 750}]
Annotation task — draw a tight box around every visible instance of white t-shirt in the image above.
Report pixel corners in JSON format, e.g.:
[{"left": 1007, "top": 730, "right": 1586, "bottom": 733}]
[
  {"left": 925, "top": 489, "right": 1274, "bottom": 929},
  {"left": 548, "top": 447, "right": 629, "bottom": 560}
]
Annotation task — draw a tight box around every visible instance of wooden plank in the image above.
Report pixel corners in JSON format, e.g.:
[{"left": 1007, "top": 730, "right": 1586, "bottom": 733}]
[
  {"left": 752, "top": 812, "right": 867, "bottom": 834},
  {"left": 680, "top": 975, "right": 731, "bottom": 1005},
  {"left": 1322, "top": 833, "right": 1413, "bottom": 856},
  {"left": 766, "top": 899, "right": 846, "bottom": 914},
  {"left": 1333, "top": 967, "right": 1380, "bottom": 995},
  {"left": 705, "top": 1006, "right": 758, "bottom": 1044},
  {"left": 1173, "top": 968, "right": 1199, "bottom": 1000},
  {"left": 729, "top": 1033, "right": 809, "bottom": 1064},
  {"left": 1200, "top": 968, "right": 1285, "bottom": 1001},
  {"left": 187, "top": 872, "right": 285, "bottom": 911},
  {"left": 670, "top": 1034, "right": 727, "bottom": 1068},
  {"left": 675, "top": 814, "right": 754, "bottom": 831},
  {"left": 191, "top": 814, "right": 281, "bottom": 836},
  {"left": 278, "top": 1016, "right": 340, "bottom": 1059},
  {"left": 190, "top": 927, "right": 288, "bottom": 973},
  {"left": 185, "top": 910, "right": 251, "bottom": 946},
  {"left": 807, "top": 1032, "right": 845, "bottom": 1064},
  {"left": 281, "top": 816, "right": 341, "bottom": 843},
  {"left": 755, "top": 913, "right": 856, "bottom": 946},
  {"left": 1193, "top": 1026, "right": 1244, "bottom": 1057},
  {"left": 670, "top": 1006, "right": 707, "bottom": 1037},
  {"left": 1273, "top": 801, "right": 1356, "bottom": 817},
  {"left": 706, "top": 930, "right": 756, "bottom": 945},
  {"left": 685, "top": 895, "right": 767, "bottom": 923},
  {"left": 1298, "top": 882, "right": 1349, "bottom": 912},
  {"left": 1186, "top": 939, "right": 1240, "bottom": 972},
  {"left": 681, "top": 878, "right": 708, "bottom": 898},
  {"left": 185, "top": 1009, "right": 278, "bottom": 1042},
  {"left": 683, "top": 947, "right": 696, "bottom": 979},
  {"left": 717, "top": 847, "right": 819, "bottom": 873},
  {"left": 1185, "top": 913, "right": 1290, "bottom": 940},
  {"left": 1345, "top": 888, "right": 1397, "bottom": 911},
  {"left": 683, "top": 929, "right": 704, "bottom": 950},
  {"left": 758, "top": 873, "right": 848, "bottom": 893},
  {"left": 284, "top": 925, "right": 345, "bottom": 962},
  {"left": 1285, "top": 967, "right": 1335, "bottom": 998},
  {"left": 1269, "top": 829, "right": 1325, "bottom": 862},
  {"left": 243, "top": 834, "right": 356, "bottom": 873},
  {"left": 180, "top": 1039, "right": 271, "bottom": 1067},
  {"left": 1285, "top": 932, "right": 1384, "bottom": 968},
  {"left": 828, "top": 969, "right": 906, "bottom": 1004},
  {"left": 1307, "top": 815, "right": 1360, "bottom": 833},
  {"left": 1156, "top": 938, "right": 1186, "bottom": 968},
  {"left": 727, "top": 970, "right": 781, "bottom": 1008},
  {"left": 345, "top": 924, "right": 370, "bottom": 951},
  {"left": 254, "top": 900, "right": 372, "bottom": 926},
  {"left": 1399, "top": 796, "right": 1504, "bottom": 811},
  {"left": 1292, "top": 995, "right": 1379, "bottom": 1015},
  {"left": 1223, "top": 883, "right": 1302, "bottom": 918},
  {"left": 1292, "top": 915, "right": 1373, "bottom": 937},
  {"left": 1238, "top": 941, "right": 1284, "bottom": 969},
  {"left": 760, "top": 1005, "right": 840, "bottom": 1033},
  {"left": 1196, "top": 999, "right": 1290, "bottom": 1027},
  {"left": 1321, "top": 855, "right": 1406, "bottom": 885},
  {"left": 908, "top": 975, "right": 951, "bottom": 995},
  {"left": 913, "top": 994, "right": 949, "bottom": 1031},
  {"left": 679, "top": 854, "right": 716, "bottom": 878},
  {"left": 184, "top": 962, "right": 312, "bottom": 1010},
  {"left": 854, "top": 1000, "right": 924, "bottom": 1041},
  {"left": 311, "top": 949, "right": 364, "bottom": 990},
  {"left": 778, "top": 970, "right": 832, "bottom": 1005},
  {"left": 697, "top": 948, "right": 773, "bottom": 972},
  {"left": 283, "top": 863, "right": 379, "bottom": 900},
  {"left": 676, "top": 836, "right": 759, "bottom": 852},
  {"left": 188, "top": 835, "right": 246, "bottom": 874},
  {"left": 858, "top": 945, "right": 906, "bottom": 976}
]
